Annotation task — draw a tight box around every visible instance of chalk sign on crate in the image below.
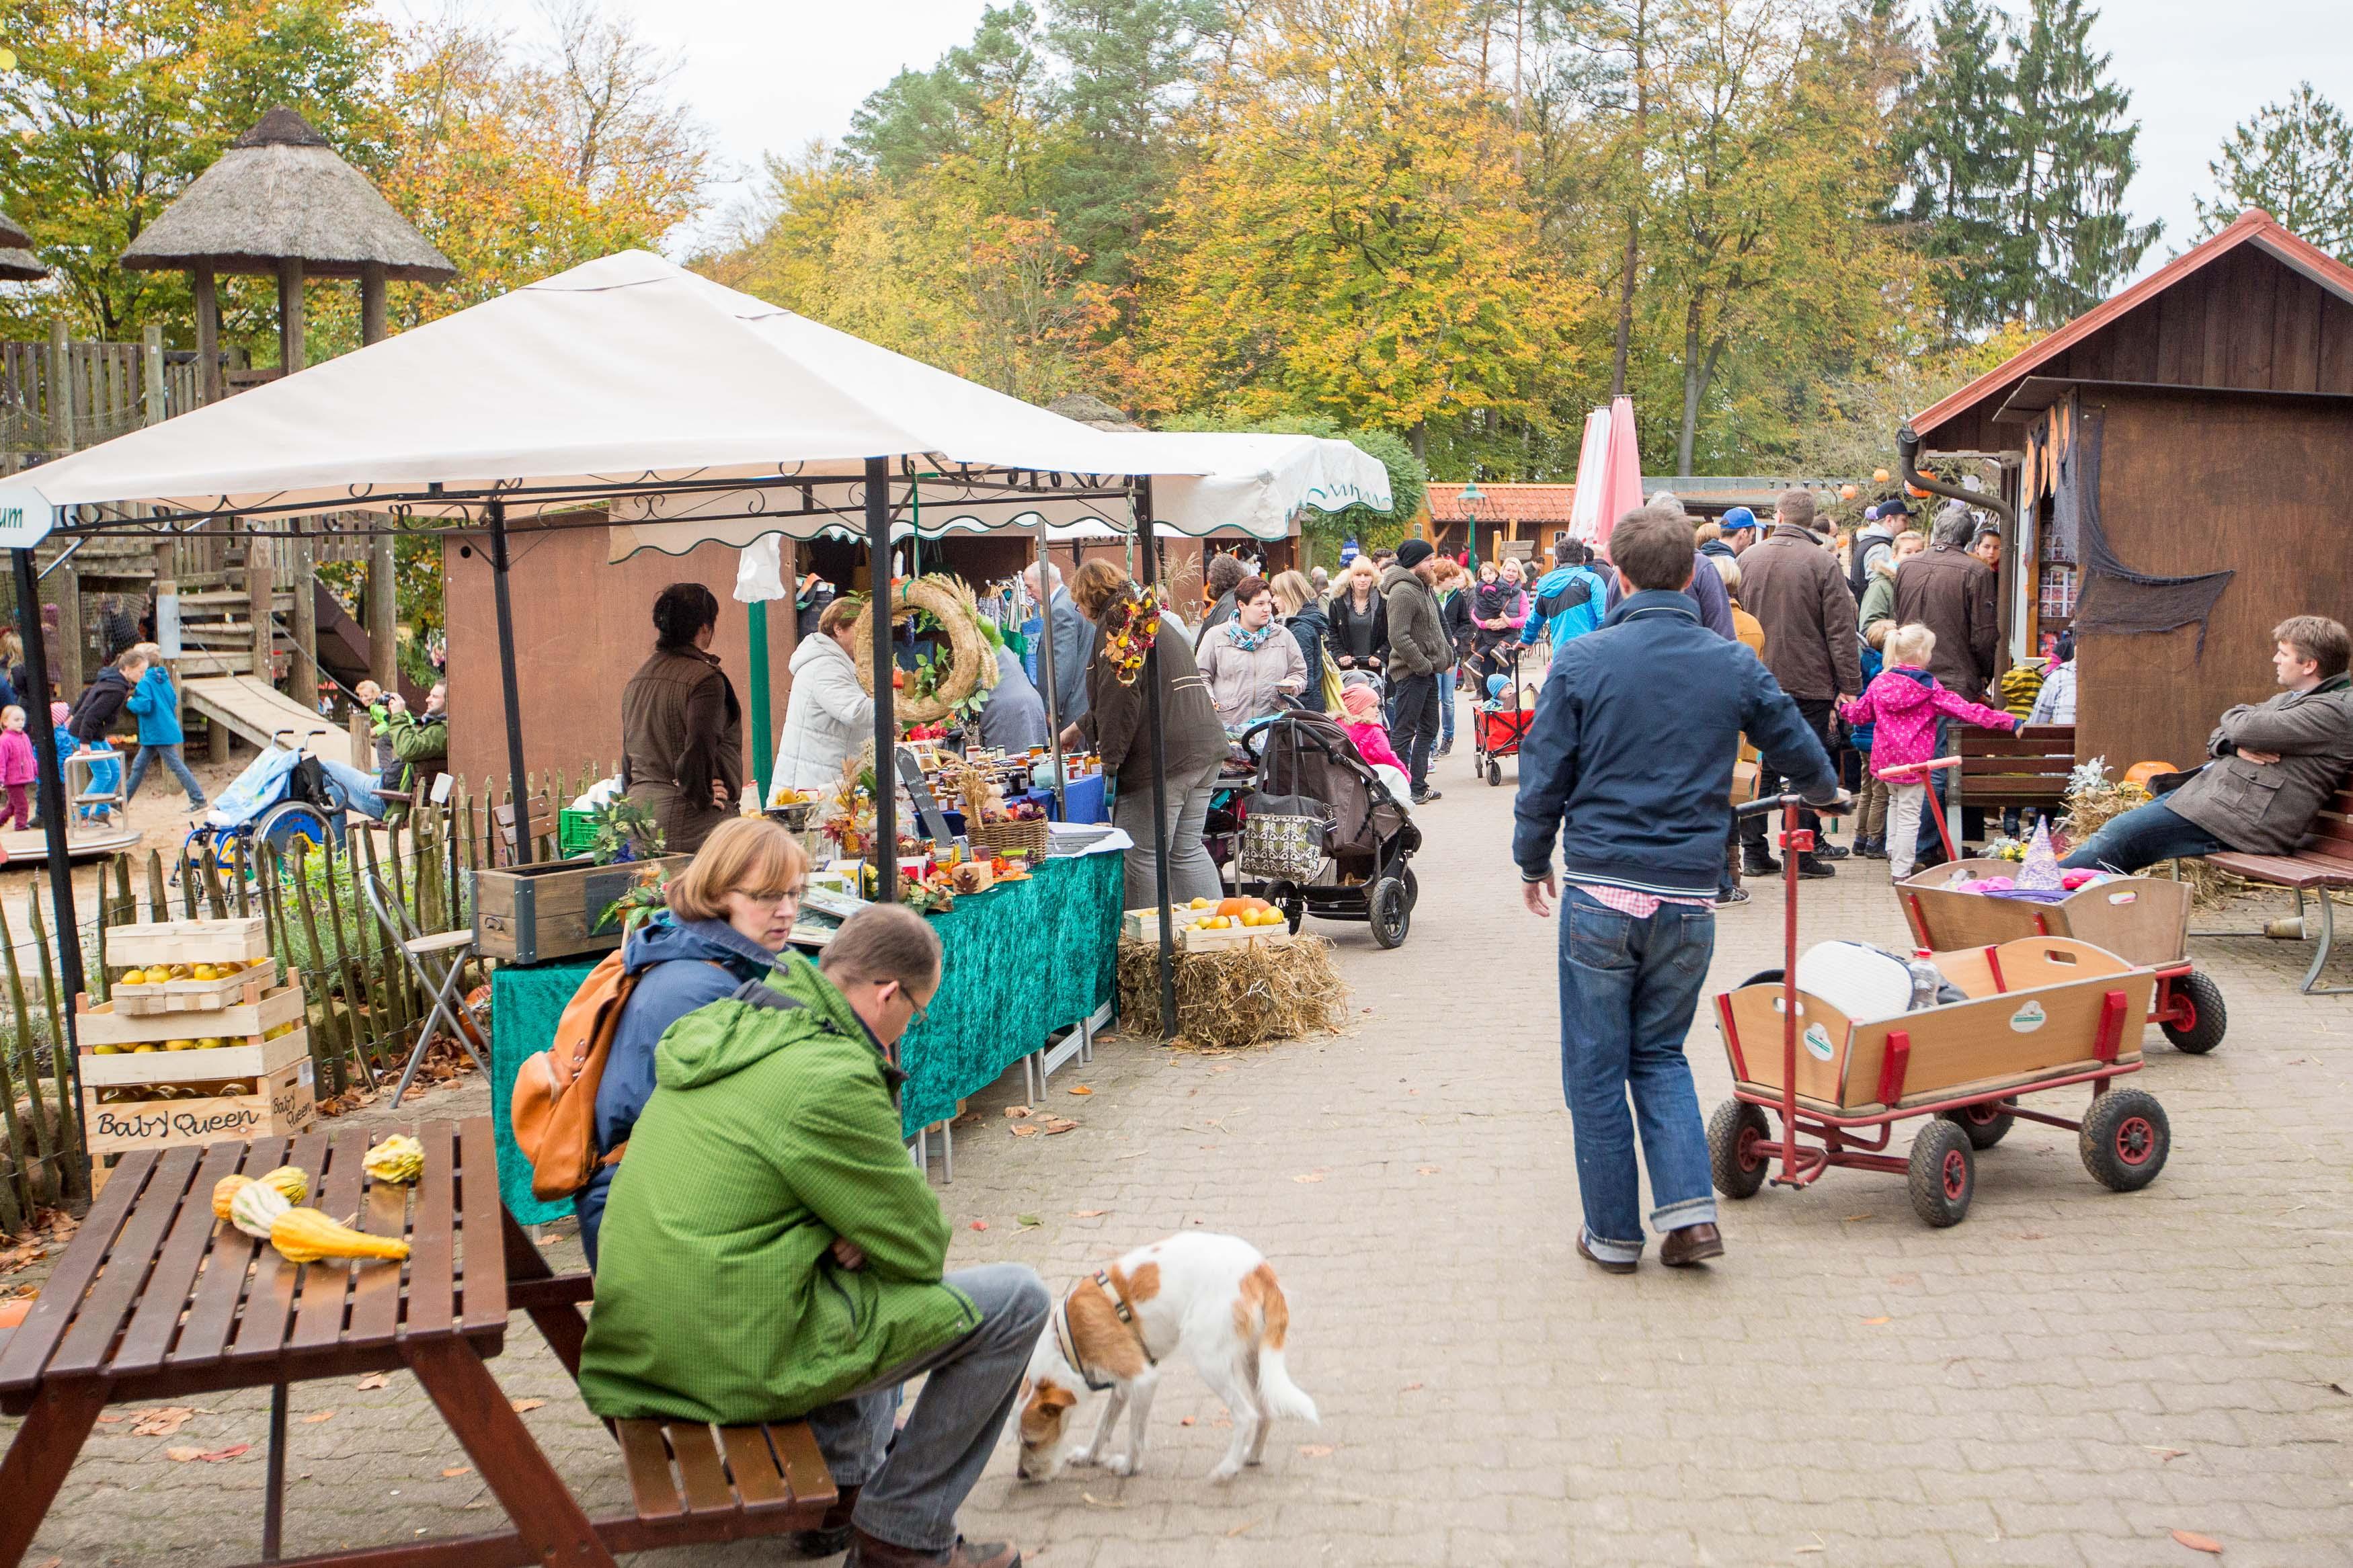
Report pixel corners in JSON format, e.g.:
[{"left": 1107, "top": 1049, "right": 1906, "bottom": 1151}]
[{"left": 83, "top": 1059, "right": 316, "bottom": 1157}]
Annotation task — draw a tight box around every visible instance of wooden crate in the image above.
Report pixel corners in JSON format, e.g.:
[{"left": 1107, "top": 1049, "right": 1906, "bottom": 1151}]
[
  {"left": 81, "top": 1026, "right": 311, "bottom": 1087},
  {"left": 1122, "top": 906, "right": 1210, "bottom": 942},
  {"left": 111, "top": 958, "right": 280, "bottom": 1014},
  {"left": 81, "top": 1057, "right": 315, "bottom": 1157},
  {"left": 471, "top": 855, "right": 689, "bottom": 964},
  {"left": 75, "top": 983, "right": 307, "bottom": 1049},
  {"left": 107, "top": 916, "right": 272, "bottom": 968},
  {"left": 1176, "top": 921, "right": 1294, "bottom": 953},
  {"left": 1899, "top": 863, "right": 2192, "bottom": 967},
  {"left": 1718, "top": 938, "right": 2153, "bottom": 1112}
]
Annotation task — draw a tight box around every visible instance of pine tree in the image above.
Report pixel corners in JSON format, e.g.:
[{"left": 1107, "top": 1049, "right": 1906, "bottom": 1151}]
[
  {"left": 2003, "top": 0, "right": 2156, "bottom": 326},
  {"left": 2194, "top": 83, "right": 2353, "bottom": 261},
  {"left": 1889, "top": 0, "right": 2016, "bottom": 339}
]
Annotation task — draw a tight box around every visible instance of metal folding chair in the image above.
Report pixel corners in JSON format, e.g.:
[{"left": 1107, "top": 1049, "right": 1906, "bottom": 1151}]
[{"left": 360, "top": 867, "right": 489, "bottom": 1106}]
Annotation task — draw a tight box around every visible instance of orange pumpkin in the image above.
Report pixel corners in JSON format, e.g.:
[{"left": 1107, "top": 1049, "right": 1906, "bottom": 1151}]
[
  {"left": 2121, "top": 760, "right": 2178, "bottom": 791},
  {"left": 1217, "top": 895, "right": 1275, "bottom": 917}
]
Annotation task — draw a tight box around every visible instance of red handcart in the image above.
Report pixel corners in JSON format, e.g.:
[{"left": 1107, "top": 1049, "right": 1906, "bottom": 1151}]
[
  {"left": 1707, "top": 792, "right": 2173, "bottom": 1227},
  {"left": 1472, "top": 645, "right": 1534, "bottom": 788}
]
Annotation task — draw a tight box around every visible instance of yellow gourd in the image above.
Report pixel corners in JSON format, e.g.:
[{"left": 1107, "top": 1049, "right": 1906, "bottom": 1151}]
[
  {"left": 253, "top": 1165, "right": 309, "bottom": 1204},
  {"left": 212, "top": 1173, "right": 252, "bottom": 1222},
  {"left": 228, "top": 1180, "right": 292, "bottom": 1239},
  {"left": 269, "top": 1208, "right": 410, "bottom": 1264},
  {"left": 362, "top": 1134, "right": 425, "bottom": 1185}
]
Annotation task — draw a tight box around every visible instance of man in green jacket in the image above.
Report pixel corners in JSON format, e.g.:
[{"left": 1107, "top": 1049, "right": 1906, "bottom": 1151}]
[
  {"left": 579, "top": 905, "right": 1043, "bottom": 1568},
  {"left": 383, "top": 682, "right": 447, "bottom": 823}
]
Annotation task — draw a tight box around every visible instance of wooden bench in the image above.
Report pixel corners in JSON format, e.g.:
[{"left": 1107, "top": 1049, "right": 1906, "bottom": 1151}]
[
  {"left": 492, "top": 794, "right": 559, "bottom": 864},
  {"left": 2193, "top": 774, "right": 2353, "bottom": 995},
  {"left": 1957, "top": 724, "right": 2075, "bottom": 821}
]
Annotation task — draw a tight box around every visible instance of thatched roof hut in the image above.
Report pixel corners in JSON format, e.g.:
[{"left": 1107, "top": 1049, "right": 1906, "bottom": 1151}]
[
  {"left": 0, "top": 206, "right": 47, "bottom": 282},
  {"left": 119, "top": 107, "right": 453, "bottom": 282}
]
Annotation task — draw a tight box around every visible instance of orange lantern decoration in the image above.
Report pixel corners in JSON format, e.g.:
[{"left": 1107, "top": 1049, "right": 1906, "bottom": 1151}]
[
  {"left": 1907, "top": 483, "right": 1931, "bottom": 499},
  {"left": 1872, "top": 467, "right": 1891, "bottom": 484},
  {"left": 1839, "top": 484, "right": 1858, "bottom": 500}
]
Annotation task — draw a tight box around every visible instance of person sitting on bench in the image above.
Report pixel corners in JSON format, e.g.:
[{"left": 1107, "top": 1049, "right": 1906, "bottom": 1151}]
[
  {"left": 2061, "top": 616, "right": 2353, "bottom": 873},
  {"left": 578, "top": 904, "right": 1043, "bottom": 1568}
]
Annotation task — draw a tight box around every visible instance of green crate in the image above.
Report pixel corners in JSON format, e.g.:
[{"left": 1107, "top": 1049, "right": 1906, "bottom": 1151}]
[{"left": 558, "top": 809, "right": 598, "bottom": 858}]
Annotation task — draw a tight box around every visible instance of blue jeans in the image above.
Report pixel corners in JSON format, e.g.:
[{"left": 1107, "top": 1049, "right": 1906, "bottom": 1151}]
[
  {"left": 1557, "top": 886, "right": 1719, "bottom": 1263},
  {"left": 1439, "top": 679, "right": 1455, "bottom": 745},
  {"left": 805, "top": 1262, "right": 1048, "bottom": 1552},
  {"left": 124, "top": 743, "right": 205, "bottom": 808},
  {"left": 2059, "top": 797, "right": 2227, "bottom": 874}
]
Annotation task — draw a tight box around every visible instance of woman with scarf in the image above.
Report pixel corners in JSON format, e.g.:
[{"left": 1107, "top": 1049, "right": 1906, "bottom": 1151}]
[{"left": 1197, "top": 576, "right": 1308, "bottom": 727}]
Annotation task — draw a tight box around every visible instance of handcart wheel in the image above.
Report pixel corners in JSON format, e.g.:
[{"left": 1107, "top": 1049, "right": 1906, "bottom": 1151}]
[
  {"left": 1906, "top": 1120, "right": 1976, "bottom": 1227},
  {"left": 2157, "top": 970, "right": 2227, "bottom": 1055},
  {"left": 2079, "top": 1088, "right": 2169, "bottom": 1192},
  {"left": 1486, "top": 759, "right": 1503, "bottom": 788},
  {"left": 1708, "top": 1100, "right": 1773, "bottom": 1200},
  {"left": 1941, "top": 1102, "right": 2015, "bottom": 1151},
  {"left": 1368, "top": 876, "right": 1410, "bottom": 949}
]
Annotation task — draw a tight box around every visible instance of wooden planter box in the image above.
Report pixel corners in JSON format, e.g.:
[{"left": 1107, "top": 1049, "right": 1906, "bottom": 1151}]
[
  {"left": 471, "top": 856, "right": 688, "bottom": 964},
  {"left": 82, "top": 1057, "right": 316, "bottom": 1157},
  {"left": 1898, "top": 862, "right": 2192, "bottom": 968},
  {"left": 108, "top": 916, "right": 272, "bottom": 969},
  {"left": 1716, "top": 937, "right": 2154, "bottom": 1113},
  {"left": 112, "top": 958, "right": 280, "bottom": 1014}
]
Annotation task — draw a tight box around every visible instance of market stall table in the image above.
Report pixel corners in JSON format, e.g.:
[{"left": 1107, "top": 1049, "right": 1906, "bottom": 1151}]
[{"left": 489, "top": 837, "right": 1125, "bottom": 1223}]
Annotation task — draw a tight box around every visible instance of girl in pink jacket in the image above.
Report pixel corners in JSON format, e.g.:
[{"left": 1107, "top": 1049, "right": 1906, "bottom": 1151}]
[
  {"left": 0, "top": 705, "right": 39, "bottom": 829},
  {"left": 1839, "top": 624, "right": 2017, "bottom": 877}
]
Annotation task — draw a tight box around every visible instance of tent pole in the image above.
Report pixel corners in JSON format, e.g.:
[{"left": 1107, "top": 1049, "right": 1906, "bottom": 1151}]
[
  {"left": 487, "top": 497, "right": 531, "bottom": 864},
  {"left": 12, "top": 538, "right": 90, "bottom": 1185},
  {"left": 747, "top": 598, "right": 772, "bottom": 807},
  {"left": 1133, "top": 480, "right": 1176, "bottom": 1038},
  {"left": 867, "top": 457, "right": 896, "bottom": 903},
  {"left": 1033, "top": 514, "right": 1066, "bottom": 818}
]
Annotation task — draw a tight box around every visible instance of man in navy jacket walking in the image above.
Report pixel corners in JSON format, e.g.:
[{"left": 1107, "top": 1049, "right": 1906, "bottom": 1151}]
[{"left": 1515, "top": 507, "right": 1843, "bottom": 1272}]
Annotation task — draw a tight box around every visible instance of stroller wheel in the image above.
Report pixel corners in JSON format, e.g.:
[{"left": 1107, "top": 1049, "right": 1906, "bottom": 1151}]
[
  {"left": 1369, "top": 876, "right": 1410, "bottom": 948},
  {"left": 1487, "top": 759, "right": 1503, "bottom": 788},
  {"left": 1268, "top": 880, "right": 1306, "bottom": 934},
  {"left": 1401, "top": 865, "right": 1418, "bottom": 908}
]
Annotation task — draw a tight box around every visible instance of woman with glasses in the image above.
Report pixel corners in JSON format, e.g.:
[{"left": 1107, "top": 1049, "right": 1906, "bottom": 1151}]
[{"left": 576, "top": 815, "right": 809, "bottom": 1267}]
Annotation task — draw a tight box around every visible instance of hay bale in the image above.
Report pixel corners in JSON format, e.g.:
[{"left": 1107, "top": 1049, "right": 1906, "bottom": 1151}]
[
  {"left": 2063, "top": 760, "right": 2249, "bottom": 908},
  {"left": 1116, "top": 936, "right": 1349, "bottom": 1049}
]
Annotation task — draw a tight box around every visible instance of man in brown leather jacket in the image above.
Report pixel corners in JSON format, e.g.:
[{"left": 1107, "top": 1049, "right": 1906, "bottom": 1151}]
[
  {"left": 1892, "top": 502, "right": 1999, "bottom": 704},
  {"left": 2063, "top": 616, "right": 2353, "bottom": 871}
]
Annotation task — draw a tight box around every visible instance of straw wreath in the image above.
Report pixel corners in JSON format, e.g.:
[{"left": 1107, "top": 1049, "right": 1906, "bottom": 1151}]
[{"left": 853, "top": 574, "right": 997, "bottom": 724}]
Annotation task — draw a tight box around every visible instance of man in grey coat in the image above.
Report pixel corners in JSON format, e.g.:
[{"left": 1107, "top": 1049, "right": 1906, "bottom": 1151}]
[
  {"left": 2063, "top": 616, "right": 2353, "bottom": 872},
  {"left": 1382, "top": 539, "right": 1454, "bottom": 804},
  {"left": 1024, "top": 563, "right": 1097, "bottom": 726}
]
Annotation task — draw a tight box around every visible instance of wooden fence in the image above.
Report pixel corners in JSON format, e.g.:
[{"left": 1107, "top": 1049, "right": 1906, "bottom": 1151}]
[{"left": 0, "top": 761, "right": 620, "bottom": 1234}]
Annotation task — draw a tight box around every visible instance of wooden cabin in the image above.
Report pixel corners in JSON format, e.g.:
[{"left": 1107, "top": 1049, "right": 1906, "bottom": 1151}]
[
  {"left": 1426, "top": 483, "right": 1577, "bottom": 566},
  {"left": 1907, "top": 208, "right": 2353, "bottom": 772}
]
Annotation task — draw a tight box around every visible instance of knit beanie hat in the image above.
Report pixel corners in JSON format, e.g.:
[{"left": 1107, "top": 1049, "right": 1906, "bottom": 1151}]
[
  {"left": 1339, "top": 684, "right": 1381, "bottom": 721},
  {"left": 1395, "top": 539, "right": 1434, "bottom": 570}
]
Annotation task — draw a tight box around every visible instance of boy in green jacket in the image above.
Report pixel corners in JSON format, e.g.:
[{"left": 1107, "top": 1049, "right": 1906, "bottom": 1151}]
[{"left": 579, "top": 905, "right": 1042, "bottom": 1568}]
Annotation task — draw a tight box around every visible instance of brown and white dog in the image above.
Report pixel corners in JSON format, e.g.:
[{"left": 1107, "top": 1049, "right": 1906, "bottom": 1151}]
[{"left": 1015, "top": 1232, "right": 1316, "bottom": 1484}]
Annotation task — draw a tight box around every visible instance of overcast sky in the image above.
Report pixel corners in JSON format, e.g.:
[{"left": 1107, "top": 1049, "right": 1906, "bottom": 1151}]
[{"left": 462, "top": 0, "right": 2352, "bottom": 270}]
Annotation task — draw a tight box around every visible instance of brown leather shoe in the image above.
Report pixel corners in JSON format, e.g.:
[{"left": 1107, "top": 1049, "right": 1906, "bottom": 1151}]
[
  {"left": 1661, "top": 1222, "right": 1725, "bottom": 1268},
  {"left": 844, "top": 1527, "right": 1020, "bottom": 1567},
  {"left": 792, "top": 1483, "right": 858, "bottom": 1558},
  {"left": 1575, "top": 1230, "right": 1636, "bottom": 1274}
]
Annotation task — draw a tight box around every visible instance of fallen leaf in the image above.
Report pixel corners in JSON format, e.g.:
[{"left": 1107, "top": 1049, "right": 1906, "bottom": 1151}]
[
  {"left": 1082, "top": 1493, "right": 1127, "bottom": 1509},
  {"left": 32, "top": 1558, "right": 61, "bottom": 1567},
  {"left": 1415, "top": 1165, "right": 1439, "bottom": 1175},
  {"left": 1041, "top": 1118, "right": 1078, "bottom": 1134},
  {"left": 1885, "top": 1273, "right": 1920, "bottom": 1286},
  {"left": 1298, "top": 1444, "right": 1334, "bottom": 1458},
  {"left": 509, "top": 1399, "right": 545, "bottom": 1414},
  {"left": 95, "top": 1414, "right": 123, "bottom": 1424},
  {"left": 1180, "top": 1415, "right": 1195, "bottom": 1426},
  {"left": 1068, "top": 1085, "right": 1094, "bottom": 1096},
  {"left": 131, "top": 1407, "right": 196, "bottom": 1436},
  {"left": 356, "top": 1374, "right": 390, "bottom": 1391},
  {"left": 1009, "top": 1125, "right": 1039, "bottom": 1137},
  {"left": 182, "top": 1444, "right": 249, "bottom": 1463},
  {"left": 1004, "top": 1106, "right": 1033, "bottom": 1119},
  {"left": 1210, "top": 1064, "right": 1233, "bottom": 1073},
  {"left": 2145, "top": 1446, "right": 2188, "bottom": 1462},
  {"left": 1862, "top": 1317, "right": 1890, "bottom": 1326},
  {"left": 1794, "top": 1535, "right": 1828, "bottom": 1557},
  {"left": 1016, "top": 1214, "right": 1042, "bottom": 1227},
  {"left": 1227, "top": 1520, "right": 1259, "bottom": 1538},
  {"left": 2014, "top": 1230, "right": 2048, "bottom": 1241},
  {"left": 1841, "top": 1213, "right": 1874, "bottom": 1223},
  {"left": 1292, "top": 1172, "right": 1326, "bottom": 1184},
  {"left": 303, "top": 1410, "right": 335, "bottom": 1425},
  {"left": 2169, "top": 1529, "right": 2223, "bottom": 1555},
  {"left": 970, "top": 1220, "right": 991, "bottom": 1231},
  {"left": 1402, "top": 1382, "right": 1425, "bottom": 1392},
  {"left": 1071, "top": 1208, "right": 1107, "bottom": 1218},
  {"left": 1211, "top": 1415, "right": 1230, "bottom": 1428},
  {"left": 165, "top": 1448, "right": 204, "bottom": 1462},
  {"left": 1189, "top": 1216, "right": 1204, "bottom": 1225},
  {"left": 441, "top": 1466, "right": 472, "bottom": 1479}
]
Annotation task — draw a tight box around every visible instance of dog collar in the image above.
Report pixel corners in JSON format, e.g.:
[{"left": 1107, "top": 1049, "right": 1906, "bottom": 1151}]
[{"left": 1053, "top": 1270, "right": 1157, "bottom": 1393}]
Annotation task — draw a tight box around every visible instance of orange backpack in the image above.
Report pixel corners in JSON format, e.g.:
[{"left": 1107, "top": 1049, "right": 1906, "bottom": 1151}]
[{"left": 510, "top": 948, "right": 638, "bottom": 1202}]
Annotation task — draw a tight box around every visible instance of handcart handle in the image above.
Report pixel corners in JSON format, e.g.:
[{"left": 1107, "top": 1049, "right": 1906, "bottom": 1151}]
[
  {"left": 1876, "top": 754, "right": 1961, "bottom": 780},
  {"left": 1734, "top": 792, "right": 1804, "bottom": 820}
]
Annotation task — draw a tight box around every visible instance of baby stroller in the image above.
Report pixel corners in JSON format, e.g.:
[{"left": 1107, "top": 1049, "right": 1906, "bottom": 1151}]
[
  {"left": 184, "top": 729, "right": 385, "bottom": 881},
  {"left": 1233, "top": 711, "right": 1423, "bottom": 948},
  {"left": 1473, "top": 643, "right": 1535, "bottom": 788}
]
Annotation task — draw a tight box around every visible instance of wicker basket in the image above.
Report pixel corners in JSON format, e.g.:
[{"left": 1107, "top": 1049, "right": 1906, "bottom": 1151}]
[{"left": 969, "top": 817, "right": 1049, "bottom": 860}]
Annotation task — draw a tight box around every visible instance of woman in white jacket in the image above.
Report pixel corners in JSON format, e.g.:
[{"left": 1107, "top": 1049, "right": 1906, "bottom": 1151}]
[{"left": 773, "top": 597, "right": 876, "bottom": 792}]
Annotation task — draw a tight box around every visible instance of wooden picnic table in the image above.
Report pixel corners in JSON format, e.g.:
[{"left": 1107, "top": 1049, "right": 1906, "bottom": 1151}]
[{"left": 0, "top": 1117, "right": 834, "bottom": 1567}]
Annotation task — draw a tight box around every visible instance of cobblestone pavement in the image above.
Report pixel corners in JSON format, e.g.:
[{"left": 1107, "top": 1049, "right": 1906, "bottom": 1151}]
[{"left": 11, "top": 741, "right": 2353, "bottom": 1567}]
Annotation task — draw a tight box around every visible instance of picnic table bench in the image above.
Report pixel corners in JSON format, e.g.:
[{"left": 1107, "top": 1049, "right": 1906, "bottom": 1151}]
[
  {"left": 2192, "top": 772, "right": 2353, "bottom": 995},
  {"left": 0, "top": 1117, "right": 835, "bottom": 1567},
  {"left": 1956, "top": 723, "right": 2075, "bottom": 821}
]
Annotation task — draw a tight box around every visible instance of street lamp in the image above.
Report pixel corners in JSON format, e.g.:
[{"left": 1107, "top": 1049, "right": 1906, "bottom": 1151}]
[{"left": 1458, "top": 474, "right": 1484, "bottom": 565}]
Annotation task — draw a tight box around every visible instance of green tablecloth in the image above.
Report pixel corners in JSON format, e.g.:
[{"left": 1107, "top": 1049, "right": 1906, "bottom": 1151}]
[{"left": 488, "top": 848, "right": 1125, "bottom": 1226}]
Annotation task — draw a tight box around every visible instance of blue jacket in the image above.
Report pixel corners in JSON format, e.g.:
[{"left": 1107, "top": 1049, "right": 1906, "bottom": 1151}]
[
  {"left": 577, "top": 913, "right": 785, "bottom": 1265},
  {"left": 1850, "top": 646, "right": 1885, "bottom": 750},
  {"left": 1514, "top": 591, "right": 1837, "bottom": 899},
  {"left": 1521, "top": 567, "right": 1610, "bottom": 648},
  {"left": 124, "top": 666, "right": 184, "bottom": 746}
]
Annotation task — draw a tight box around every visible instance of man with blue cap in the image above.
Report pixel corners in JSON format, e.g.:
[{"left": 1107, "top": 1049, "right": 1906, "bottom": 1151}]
[{"left": 1719, "top": 507, "right": 1761, "bottom": 555}]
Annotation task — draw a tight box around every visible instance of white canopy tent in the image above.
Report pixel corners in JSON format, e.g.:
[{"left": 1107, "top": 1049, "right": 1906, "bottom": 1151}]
[{"left": 0, "top": 247, "right": 1390, "bottom": 1024}]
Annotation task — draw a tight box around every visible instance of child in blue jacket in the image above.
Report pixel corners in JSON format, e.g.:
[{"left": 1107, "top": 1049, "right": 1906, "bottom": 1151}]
[
  {"left": 1850, "top": 621, "right": 1890, "bottom": 858},
  {"left": 122, "top": 653, "right": 206, "bottom": 812}
]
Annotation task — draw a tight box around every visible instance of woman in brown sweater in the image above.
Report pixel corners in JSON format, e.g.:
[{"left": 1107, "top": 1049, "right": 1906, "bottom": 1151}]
[{"left": 621, "top": 583, "right": 744, "bottom": 854}]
